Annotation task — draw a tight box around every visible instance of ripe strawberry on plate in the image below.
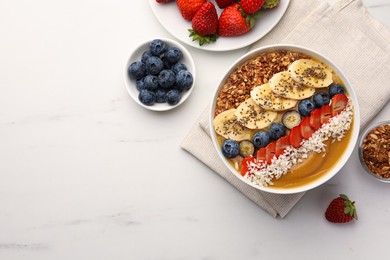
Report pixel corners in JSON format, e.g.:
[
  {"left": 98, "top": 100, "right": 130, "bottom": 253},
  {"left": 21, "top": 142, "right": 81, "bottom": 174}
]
[
  {"left": 177, "top": 0, "right": 206, "bottom": 21},
  {"left": 189, "top": 2, "right": 218, "bottom": 46},
  {"left": 241, "top": 0, "right": 266, "bottom": 14},
  {"left": 218, "top": 3, "right": 252, "bottom": 37},
  {"left": 215, "top": 0, "right": 235, "bottom": 9},
  {"left": 156, "top": 0, "right": 174, "bottom": 3},
  {"left": 325, "top": 194, "right": 358, "bottom": 223}
]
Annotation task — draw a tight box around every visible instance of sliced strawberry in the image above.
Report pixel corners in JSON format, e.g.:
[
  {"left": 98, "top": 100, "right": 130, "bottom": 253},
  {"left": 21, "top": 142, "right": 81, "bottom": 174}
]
[
  {"left": 266, "top": 142, "right": 276, "bottom": 164},
  {"left": 241, "top": 156, "right": 256, "bottom": 176},
  {"left": 256, "top": 147, "right": 267, "bottom": 163},
  {"left": 309, "top": 108, "right": 322, "bottom": 130},
  {"left": 320, "top": 104, "right": 332, "bottom": 124},
  {"left": 300, "top": 117, "right": 315, "bottom": 140},
  {"left": 275, "top": 136, "right": 290, "bottom": 157},
  {"left": 331, "top": 93, "right": 348, "bottom": 117},
  {"left": 289, "top": 126, "right": 302, "bottom": 148}
]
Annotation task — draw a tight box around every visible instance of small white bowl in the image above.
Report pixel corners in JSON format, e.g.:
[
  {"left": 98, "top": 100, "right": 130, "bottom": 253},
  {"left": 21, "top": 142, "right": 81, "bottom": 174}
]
[
  {"left": 124, "top": 38, "right": 196, "bottom": 111},
  {"left": 210, "top": 44, "right": 361, "bottom": 194}
]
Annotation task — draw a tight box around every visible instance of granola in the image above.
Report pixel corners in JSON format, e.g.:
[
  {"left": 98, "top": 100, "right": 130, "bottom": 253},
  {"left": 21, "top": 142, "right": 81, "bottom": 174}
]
[
  {"left": 215, "top": 51, "right": 309, "bottom": 116},
  {"left": 362, "top": 124, "right": 390, "bottom": 178}
]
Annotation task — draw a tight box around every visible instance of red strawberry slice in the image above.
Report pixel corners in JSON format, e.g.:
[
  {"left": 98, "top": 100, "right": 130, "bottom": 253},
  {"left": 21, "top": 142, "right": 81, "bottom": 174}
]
[
  {"left": 241, "top": 156, "right": 256, "bottom": 176},
  {"left": 320, "top": 104, "right": 332, "bottom": 124},
  {"left": 275, "top": 136, "right": 290, "bottom": 157},
  {"left": 309, "top": 108, "right": 322, "bottom": 130},
  {"left": 289, "top": 126, "right": 303, "bottom": 148},
  {"left": 300, "top": 117, "right": 315, "bottom": 140},
  {"left": 218, "top": 3, "right": 251, "bottom": 37},
  {"left": 256, "top": 147, "right": 267, "bottom": 163},
  {"left": 331, "top": 93, "right": 348, "bottom": 117},
  {"left": 266, "top": 142, "right": 276, "bottom": 164}
]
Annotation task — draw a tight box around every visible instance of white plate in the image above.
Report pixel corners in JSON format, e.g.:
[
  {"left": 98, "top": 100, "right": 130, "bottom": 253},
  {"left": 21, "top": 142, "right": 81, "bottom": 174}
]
[
  {"left": 148, "top": 0, "right": 290, "bottom": 52},
  {"left": 124, "top": 38, "right": 196, "bottom": 111}
]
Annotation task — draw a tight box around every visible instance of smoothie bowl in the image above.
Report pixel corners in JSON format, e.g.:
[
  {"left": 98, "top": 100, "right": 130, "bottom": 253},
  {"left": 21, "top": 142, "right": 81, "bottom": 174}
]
[{"left": 210, "top": 44, "right": 360, "bottom": 194}]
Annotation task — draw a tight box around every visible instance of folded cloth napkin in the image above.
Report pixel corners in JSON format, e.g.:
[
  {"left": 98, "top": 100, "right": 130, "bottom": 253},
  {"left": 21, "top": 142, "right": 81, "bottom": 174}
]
[{"left": 181, "top": 0, "right": 390, "bottom": 218}]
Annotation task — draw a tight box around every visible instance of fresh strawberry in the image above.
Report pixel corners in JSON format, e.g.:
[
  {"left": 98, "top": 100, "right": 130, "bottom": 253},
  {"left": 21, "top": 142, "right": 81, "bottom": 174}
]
[
  {"left": 218, "top": 3, "right": 251, "bottom": 37},
  {"left": 189, "top": 2, "right": 218, "bottom": 46},
  {"left": 309, "top": 108, "right": 322, "bottom": 130},
  {"left": 177, "top": 0, "right": 206, "bottom": 21},
  {"left": 241, "top": 0, "right": 266, "bottom": 14},
  {"left": 215, "top": 0, "right": 235, "bottom": 8},
  {"left": 289, "top": 126, "right": 302, "bottom": 148},
  {"left": 320, "top": 104, "right": 332, "bottom": 124},
  {"left": 300, "top": 117, "right": 314, "bottom": 140},
  {"left": 241, "top": 156, "right": 256, "bottom": 176},
  {"left": 331, "top": 93, "right": 348, "bottom": 117},
  {"left": 156, "top": 0, "right": 174, "bottom": 3},
  {"left": 256, "top": 147, "right": 267, "bottom": 163},
  {"left": 325, "top": 194, "right": 358, "bottom": 223},
  {"left": 265, "top": 141, "right": 276, "bottom": 164},
  {"left": 275, "top": 136, "right": 290, "bottom": 157}
]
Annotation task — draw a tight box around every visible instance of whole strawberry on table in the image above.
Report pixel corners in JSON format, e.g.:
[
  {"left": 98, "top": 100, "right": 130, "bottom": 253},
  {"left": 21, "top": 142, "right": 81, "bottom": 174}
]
[
  {"left": 156, "top": 0, "right": 281, "bottom": 46},
  {"left": 325, "top": 194, "right": 358, "bottom": 224}
]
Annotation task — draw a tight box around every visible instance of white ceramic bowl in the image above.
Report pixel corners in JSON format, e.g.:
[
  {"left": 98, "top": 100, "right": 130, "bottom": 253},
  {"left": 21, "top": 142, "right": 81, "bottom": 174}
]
[
  {"left": 124, "top": 38, "right": 196, "bottom": 111},
  {"left": 210, "top": 44, "right": 361, "bottom": 194}
]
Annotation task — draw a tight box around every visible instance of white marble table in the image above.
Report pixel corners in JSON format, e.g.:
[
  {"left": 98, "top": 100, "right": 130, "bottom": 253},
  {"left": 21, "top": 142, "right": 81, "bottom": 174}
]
[{"left": 1, "top": 0, "right": 389, "bottom": 259}]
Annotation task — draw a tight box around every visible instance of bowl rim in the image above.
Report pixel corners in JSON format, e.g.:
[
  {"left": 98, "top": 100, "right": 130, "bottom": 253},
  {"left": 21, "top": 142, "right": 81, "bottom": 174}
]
[
  {"left": 123, "top": 37, "right": 196, "bottom": 112},
  {"left": 358, "top": 120, "right": 390, "bottom": 183},
  {"left": 209, "top": 43, "right": 361, "bottom": 194}
]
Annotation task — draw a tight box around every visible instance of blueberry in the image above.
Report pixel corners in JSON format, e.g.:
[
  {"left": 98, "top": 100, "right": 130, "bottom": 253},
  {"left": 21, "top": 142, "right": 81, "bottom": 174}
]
[
  {"left": 253, "top": 131, "right": 271, "bottom": 149},
  {"left": 141, "top": 50, "right": 154, "bottom": 64},
  {"left": 128, "top": 61, "right": 146, "bottom": 79},
  {"left": 221, "top": 139, "right": 240, "bottom": 158},
  {"left": 136, "top": 78, "right": 146, "bottom": 91},
  {"left": 161, "top": 56, "right": 173, "bottom": 70},
  {"left": 158, "top": 69, "right": 176, "bottom": 88},
  {"left": 176, "top": 70, "right": 193, "bottom": 91},
  {"left": 155, "top": 88, "right": 167, "bottom": 103},
  {"left": 150, "top": 39, "right": 167, "bottom": 56},
  {"left": 172, "top": 63, "right": 187, "bottom": 74},
  {"left": 143, "top": 75, "right": 159, "bottom": 90},
  {"left": 165, "top": 47, "right": 182, "bottom": 64},
  {"left": 165, "top": 89, "right": 181, "bottom": 106},
  {"left": 298, "top": 99, "right": 316, "bottom": 117},
  {"left": 313, "top": 92, "right": 330, "bottom": 108},
  {"left": 329, "top": 84, "right": 346, "bottom": 98},
  {"left": 145, "top": 56, "right": 164, "bottom": 75},
  {"left": 269, "top": 123, "right": 286, "bottom": 141},
  {"left": 138, "top": 89, "right": 156, "bottom": 106}
]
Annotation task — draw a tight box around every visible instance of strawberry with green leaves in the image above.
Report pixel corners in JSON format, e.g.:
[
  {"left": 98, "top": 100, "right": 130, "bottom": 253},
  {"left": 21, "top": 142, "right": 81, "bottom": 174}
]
[
  {"left": 218, "top": 3, "right": 252, "bottom": 37},
  {"left": 177, "top": 0, "right": 206, "bottom": 21},
  {"left": 325, "top": 194, "right": 358, "bottom": 223},
  {"left": 189, "top": 2, "right": 219, "bottom": 46}
]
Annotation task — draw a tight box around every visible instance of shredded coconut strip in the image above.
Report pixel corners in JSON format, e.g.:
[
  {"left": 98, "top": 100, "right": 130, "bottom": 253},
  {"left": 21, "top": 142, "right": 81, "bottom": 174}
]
[{"left": 244, "top": 98, "right": 354, "bottom": 187}]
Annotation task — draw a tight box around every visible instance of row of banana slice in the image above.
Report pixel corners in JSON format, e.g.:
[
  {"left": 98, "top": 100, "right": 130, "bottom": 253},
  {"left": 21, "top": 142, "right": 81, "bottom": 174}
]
[{"left": 214, "top": 59, "right": 334, "bottom": 141}]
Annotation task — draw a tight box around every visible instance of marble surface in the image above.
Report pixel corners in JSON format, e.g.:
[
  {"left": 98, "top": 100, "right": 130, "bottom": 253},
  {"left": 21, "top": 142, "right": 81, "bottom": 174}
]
[{"left": 0, "top": 0, "right": 389, "bottom": 259}]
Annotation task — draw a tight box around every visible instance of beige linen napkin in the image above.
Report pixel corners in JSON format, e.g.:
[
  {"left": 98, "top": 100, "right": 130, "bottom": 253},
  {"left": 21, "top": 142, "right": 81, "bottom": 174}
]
[{"left": 181, "top": 0, "right": 390, "bottom": 218}]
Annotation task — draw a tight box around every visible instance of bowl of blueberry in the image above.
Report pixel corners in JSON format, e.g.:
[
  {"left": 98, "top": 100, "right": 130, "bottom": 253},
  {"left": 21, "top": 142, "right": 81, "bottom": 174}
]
[{"left": 125, "top": 38, "right": 195, "bottom": 111}]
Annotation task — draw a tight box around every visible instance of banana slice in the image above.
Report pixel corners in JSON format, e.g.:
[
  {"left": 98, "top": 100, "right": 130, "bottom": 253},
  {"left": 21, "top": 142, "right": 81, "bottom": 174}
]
[
  {"left": 288, "top": 59, "right": 333, "bottom": 88},
  {"left": 213, "top": 109, "right": 252, "bottom": 141},
  {"left": 269, "top": 71, "right": 315, "bottom": 100},
  {"left": 234, "top": 98, "right": 277, "bottom": 129},
  {"left": 251, "top": 83, "right": 297, "bottom": 111}
]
